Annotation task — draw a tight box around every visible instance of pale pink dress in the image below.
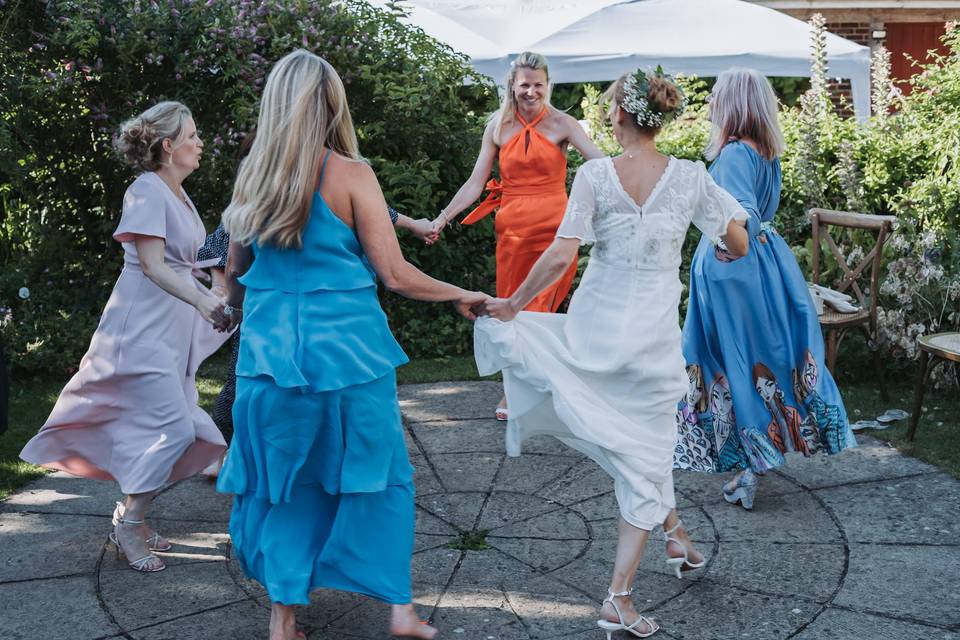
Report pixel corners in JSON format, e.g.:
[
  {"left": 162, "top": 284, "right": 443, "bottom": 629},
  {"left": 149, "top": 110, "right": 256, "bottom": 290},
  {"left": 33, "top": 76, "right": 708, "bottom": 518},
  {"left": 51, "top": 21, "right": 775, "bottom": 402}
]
[{"left": 20, "top": 172, "right": 230, "bottom": 495}]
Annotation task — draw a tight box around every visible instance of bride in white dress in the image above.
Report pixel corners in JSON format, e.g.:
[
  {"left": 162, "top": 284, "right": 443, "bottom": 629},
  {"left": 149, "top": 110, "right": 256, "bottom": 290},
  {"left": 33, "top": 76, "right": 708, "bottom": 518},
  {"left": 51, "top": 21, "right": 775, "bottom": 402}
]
[{"left": 475, "top": 70, "right": 750, "bottom": 638}]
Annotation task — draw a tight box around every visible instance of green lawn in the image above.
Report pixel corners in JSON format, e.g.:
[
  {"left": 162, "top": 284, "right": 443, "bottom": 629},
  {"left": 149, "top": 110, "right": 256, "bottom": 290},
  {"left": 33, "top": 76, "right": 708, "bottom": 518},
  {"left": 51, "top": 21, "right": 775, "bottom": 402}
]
[{"left": 2, "top": 355, "right": 956, "bottom": 500}]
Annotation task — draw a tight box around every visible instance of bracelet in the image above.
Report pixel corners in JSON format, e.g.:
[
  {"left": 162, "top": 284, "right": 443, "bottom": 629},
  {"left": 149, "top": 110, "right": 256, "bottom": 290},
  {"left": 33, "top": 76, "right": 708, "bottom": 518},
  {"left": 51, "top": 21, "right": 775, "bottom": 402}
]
[
  {"left": 222, "top": 304, "right": 236, "bottom": 317},
  {"left": 388, "top": 206, "right": 400, "bottom": 225},
  {"left": 439, "top": 209, "right": 450, "bottom": 224}
]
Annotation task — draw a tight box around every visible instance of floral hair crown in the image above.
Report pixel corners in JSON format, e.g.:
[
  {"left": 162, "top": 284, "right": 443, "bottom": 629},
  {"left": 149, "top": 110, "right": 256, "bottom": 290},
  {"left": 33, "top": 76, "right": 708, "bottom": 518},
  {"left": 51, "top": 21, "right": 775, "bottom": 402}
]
[{"left": 620, "top": 66, "right": 686, "bottom": 128}]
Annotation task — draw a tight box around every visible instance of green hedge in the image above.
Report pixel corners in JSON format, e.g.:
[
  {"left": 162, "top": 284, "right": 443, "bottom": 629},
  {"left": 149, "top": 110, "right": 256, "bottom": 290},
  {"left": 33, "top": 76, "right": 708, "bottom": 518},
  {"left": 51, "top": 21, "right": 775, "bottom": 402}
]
[
  {"left": 2, "top": 4, "right": 959, "bottom": 385},
  {"left": 0, "top": 0, "right": 499, "bottom": 374}
]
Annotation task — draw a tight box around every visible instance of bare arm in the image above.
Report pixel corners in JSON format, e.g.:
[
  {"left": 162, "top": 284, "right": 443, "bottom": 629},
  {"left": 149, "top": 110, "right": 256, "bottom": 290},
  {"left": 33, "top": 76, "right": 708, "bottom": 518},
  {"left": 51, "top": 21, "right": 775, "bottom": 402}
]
[
  {"left": 210, "top": 268, "right": 226, "bottom": 298},
  {"left": 433, "top": 119, "right": 499, "bottom": 232},
  {"left": 564, "top": 114, "right": 605, "bottom": 161},
  {"left": 352, "top": 164, "right": 488, "bottom": 317},
  {"left": 217, "top": 240, "right": 254, "bottom": 329},
  {"left": 721, "top": 219, "right": 749, "bottom": 257},
  {"left": 135, "top": 235, "right": 224, "bottom": 324},
  {"left": 395, "top": 212, "right": 439, "bottom": 245},
  {"left": 480, "top": 237, "right": 580, "bottom": 321}
]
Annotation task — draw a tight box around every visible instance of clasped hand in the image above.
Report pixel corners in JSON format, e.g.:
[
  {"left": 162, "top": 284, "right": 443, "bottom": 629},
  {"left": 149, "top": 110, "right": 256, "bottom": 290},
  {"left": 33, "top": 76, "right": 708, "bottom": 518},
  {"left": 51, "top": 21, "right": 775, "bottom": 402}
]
[{"left": 474, "top": 297, "right": 518, "bottom": 322}]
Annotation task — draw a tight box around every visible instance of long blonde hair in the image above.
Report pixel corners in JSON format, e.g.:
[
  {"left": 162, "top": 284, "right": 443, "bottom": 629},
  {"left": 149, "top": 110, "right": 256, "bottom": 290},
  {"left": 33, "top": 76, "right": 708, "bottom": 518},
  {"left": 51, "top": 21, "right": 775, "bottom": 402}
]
[
  {"left": 223, "top": 49, "right": 360, "bottom": 249},
  {"left": 705, "top": 68, "right": 784, "bottom": 161},
  {"left": 493, "top": 51, "right": 553, "bottom": 143}
]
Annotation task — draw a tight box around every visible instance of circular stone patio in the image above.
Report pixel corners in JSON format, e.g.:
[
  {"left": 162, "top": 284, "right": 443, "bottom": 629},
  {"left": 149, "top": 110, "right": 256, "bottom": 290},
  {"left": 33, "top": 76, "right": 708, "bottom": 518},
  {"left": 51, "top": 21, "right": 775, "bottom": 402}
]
[{"left": 1, "top": 381, "right": 958, "bottom": 639}]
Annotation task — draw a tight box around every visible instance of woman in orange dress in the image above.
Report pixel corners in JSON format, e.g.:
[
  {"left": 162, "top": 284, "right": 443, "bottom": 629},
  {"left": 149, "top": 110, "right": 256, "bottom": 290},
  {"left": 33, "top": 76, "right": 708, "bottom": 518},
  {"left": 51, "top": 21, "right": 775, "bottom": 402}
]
[{"left": 433, "top": 51, "right": 603, "bottom": 419}]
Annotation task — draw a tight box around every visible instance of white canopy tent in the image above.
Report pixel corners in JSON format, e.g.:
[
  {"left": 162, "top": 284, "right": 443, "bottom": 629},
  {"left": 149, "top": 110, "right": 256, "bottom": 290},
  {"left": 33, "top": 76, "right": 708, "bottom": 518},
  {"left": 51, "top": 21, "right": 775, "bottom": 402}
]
[{"left": 372, "top": 0, "right": 872, "bottom": 119}]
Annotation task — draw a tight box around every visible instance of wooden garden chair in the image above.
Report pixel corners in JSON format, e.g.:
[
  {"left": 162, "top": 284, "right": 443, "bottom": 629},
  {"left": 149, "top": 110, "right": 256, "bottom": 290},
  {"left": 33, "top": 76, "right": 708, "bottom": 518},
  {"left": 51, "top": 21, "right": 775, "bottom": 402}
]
[{"left": 808, "top": 208, "right": 897, "bottom": 400}]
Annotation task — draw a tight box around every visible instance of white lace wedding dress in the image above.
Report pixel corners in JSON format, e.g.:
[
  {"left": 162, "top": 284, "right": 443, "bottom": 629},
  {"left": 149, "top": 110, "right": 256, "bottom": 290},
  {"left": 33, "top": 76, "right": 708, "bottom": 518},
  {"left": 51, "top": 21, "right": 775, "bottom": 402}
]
[{"left": 474, "top": 156, "right": 748, "bottom": 529}]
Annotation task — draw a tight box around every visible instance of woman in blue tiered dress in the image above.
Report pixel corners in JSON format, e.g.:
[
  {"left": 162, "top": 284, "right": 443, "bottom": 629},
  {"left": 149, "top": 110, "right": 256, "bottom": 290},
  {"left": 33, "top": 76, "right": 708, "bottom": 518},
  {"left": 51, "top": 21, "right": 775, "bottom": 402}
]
[
  {"left": 215, "top": 51, "right": 487, "bottom": 640},
  {"left": 674, "top": 69, "right": 854, "bottom": 510}
]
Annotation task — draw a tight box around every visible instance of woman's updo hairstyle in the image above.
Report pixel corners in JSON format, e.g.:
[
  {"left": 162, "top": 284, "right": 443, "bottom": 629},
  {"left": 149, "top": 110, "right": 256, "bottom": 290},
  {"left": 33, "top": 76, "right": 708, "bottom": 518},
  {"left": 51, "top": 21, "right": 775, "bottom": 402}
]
[
  {"left": 115, "top": 101, "right": 192, "bottom": 171},
  {"left": 605, "top": 67, "right": 685, "bottom": 132}
]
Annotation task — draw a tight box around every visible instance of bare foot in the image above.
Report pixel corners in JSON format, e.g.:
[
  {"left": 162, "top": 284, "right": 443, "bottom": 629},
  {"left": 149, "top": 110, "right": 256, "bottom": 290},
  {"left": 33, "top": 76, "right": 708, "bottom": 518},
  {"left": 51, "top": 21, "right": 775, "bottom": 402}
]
[
  {"left": 390, "top": 604, "right": 437, "bottom": 639},
  {"left": 600, "top": 595, "right": 657, "bottom": 635},
  {"left": 269, "top": 603, "right": 302, "bottom": 640}
]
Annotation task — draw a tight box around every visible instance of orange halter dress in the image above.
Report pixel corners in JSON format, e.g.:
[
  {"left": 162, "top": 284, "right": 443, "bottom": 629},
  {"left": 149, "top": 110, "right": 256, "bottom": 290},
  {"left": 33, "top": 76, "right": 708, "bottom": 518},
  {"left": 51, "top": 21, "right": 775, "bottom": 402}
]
[{"left": 461, "top": 109, "right": 577, "bottom": 312}]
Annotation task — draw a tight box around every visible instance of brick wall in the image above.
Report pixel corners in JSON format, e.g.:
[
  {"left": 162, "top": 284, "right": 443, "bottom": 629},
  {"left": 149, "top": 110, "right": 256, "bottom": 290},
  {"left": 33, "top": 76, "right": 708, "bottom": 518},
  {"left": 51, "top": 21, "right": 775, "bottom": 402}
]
[{"left": 825, "top": 22, "right": 873, "bottom": 115}]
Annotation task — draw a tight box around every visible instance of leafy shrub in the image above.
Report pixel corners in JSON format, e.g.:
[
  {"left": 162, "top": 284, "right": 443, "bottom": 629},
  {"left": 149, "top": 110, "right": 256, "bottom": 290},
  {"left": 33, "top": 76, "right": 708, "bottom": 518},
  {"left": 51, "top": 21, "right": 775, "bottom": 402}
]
[{"left": 0, "top": 0, "right": 498, "bottom": 374}]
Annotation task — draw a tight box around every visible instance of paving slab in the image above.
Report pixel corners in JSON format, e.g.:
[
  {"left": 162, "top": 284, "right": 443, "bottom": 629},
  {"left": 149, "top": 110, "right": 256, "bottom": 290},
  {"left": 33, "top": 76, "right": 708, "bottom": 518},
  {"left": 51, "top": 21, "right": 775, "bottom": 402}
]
[
  {"left": 0, "top": 511, "right": 106, "bottom": 582},
  {"left": 99, "top": 559, "right": 247, "bottom": 630},
  {"left": 411, "top": 545, "right": 462, "bottom": 588},
  {"left": 492, "top": 453, "right": 582, "bottom": 494},
  {"left": 2, "top": 380, "right": 959, "bottom": 640},
  {"left": 650, "top": 581, "right": 821, "bottom": 640},
  {"left": 399, "top": 381, "right": 503, "bottom": 422},
  {"left": 0, "top": 575, "right": 119, "bottom": 640},
  {"left": 409, "top": 453, "right": 445, "bottom": 496},
  {"left": 152, "top": 475, "right": 233, "bottom": 523},
  {"left": 416, "top": 491, "right": 487, "bottom": 532},
  {"left": 674, "top": 467, "right": 803, "bottom": 505},
  {"left": 791, "top": 607, "right": 959, "bottom": 640},
  {"left": 410, "top": 419, "right": 507, "bottom": 454},
  {"left": 0, "top": 470, "right": 120, "bottom": 516},
  {"left": 834, "top": 543, "right": 960, "bottom": 626},
  {"left": 815, "top": 473, "right": 960, "bottom": 545},
  {"left": 701, "top": 491, "right": 843, "bottom": 543},
  {"left": 703, "top": 541, "right": 845, "bottom": 603},
  {"left": 429, "top": 452, "right": 503, "bottom": 492},
  {"left": 776, "top": 435, "right": 940, "bottom": 489},
  {"left": 129, "top": 600, "right": 270, "bottom": 640},
  {"left": 536, "top": 458, "right": 615, "bottom": 505}
]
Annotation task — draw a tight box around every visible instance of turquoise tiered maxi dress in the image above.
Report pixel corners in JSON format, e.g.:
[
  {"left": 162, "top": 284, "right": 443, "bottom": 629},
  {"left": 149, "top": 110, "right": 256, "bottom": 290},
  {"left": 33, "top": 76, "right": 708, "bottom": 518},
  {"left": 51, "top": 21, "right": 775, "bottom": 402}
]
[{"left": 217, "top": 154, "right": 414, "bottom": 606}]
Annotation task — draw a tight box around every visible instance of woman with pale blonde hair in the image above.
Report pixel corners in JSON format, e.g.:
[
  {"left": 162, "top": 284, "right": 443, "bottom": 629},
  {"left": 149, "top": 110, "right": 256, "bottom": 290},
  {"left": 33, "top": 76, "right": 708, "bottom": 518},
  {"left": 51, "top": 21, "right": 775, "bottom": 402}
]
[
  {"left": 431, "top": 51, "right": 604, "bottom": 420},
  {"left": 215, "top": 49, "right": 486, "bottom": 640},
  {"left": 676, "top": 68, "right": 853, "bottom": 509}
]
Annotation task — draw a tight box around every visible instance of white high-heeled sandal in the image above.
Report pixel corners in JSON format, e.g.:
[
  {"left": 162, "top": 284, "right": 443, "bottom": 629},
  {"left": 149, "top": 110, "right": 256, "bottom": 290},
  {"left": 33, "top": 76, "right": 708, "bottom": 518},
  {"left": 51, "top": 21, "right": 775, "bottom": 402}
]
[
  {"left": 110, "top": 516, "right": 166, "bottom": 573},
  {"left": 597, "top": 588, "right": 659, "bottom": 639},
  {"left": 664, "top": 520, "right": 706, "bottom": 579},
  {"left": 112, "top": 501, "right": 171, "bottom": 551}
]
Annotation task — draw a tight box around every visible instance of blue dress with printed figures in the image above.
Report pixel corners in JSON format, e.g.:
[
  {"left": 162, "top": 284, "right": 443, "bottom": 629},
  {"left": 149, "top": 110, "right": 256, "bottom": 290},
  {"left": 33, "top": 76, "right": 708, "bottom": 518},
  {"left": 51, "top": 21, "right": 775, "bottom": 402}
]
[
  {"left": 216, "top": 151, "right": 415, "bottom": 606},
  {"left": 673, "top": 141, "right": 854, "bottom": 474}
]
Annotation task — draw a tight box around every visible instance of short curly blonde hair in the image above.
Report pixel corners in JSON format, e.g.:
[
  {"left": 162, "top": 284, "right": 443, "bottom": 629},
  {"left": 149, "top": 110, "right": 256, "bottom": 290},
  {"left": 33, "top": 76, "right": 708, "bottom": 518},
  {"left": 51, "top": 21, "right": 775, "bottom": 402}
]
[{"left": 114, "top": 101, "right": 192, "bottom": 171}]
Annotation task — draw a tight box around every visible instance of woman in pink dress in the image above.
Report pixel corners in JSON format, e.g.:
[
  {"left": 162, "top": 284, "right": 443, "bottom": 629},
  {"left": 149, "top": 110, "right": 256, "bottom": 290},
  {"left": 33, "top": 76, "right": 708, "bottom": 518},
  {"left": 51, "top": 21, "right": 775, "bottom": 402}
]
[{"left": 20, "top": 101, "right": 231, "bottom": 573}]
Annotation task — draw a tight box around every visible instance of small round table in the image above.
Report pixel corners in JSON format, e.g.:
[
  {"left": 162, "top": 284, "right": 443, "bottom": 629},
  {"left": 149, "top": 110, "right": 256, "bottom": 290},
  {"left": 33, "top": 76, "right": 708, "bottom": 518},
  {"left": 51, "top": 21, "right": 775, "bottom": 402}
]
[{"left": 907, "top": 332, "right": 960, "bottom": 441}]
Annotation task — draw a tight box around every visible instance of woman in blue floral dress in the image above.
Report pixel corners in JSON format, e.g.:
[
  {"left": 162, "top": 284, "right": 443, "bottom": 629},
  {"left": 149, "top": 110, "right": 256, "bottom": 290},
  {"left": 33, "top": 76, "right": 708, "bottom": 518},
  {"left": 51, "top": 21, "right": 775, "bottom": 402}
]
[{"left": 674, "top": 69, "right": 854, "bottom": 509}]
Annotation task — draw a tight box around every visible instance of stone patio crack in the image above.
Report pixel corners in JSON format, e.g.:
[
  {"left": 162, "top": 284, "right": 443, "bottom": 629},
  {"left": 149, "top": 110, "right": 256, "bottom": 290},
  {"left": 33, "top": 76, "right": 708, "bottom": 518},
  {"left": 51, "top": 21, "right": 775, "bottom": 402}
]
[
  {"left": 404, "top": 417, "right": 448, "bottom": 493},
  {"left": 781, "top": 473, "right": 851, "bottom": 640}
]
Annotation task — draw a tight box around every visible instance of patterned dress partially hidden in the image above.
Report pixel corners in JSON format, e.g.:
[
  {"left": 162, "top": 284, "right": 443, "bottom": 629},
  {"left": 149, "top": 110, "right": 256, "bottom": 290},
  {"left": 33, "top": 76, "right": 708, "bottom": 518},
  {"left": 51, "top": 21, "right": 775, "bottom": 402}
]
[
  {"left": 198, "top": 222, "right": 238, "bottom": 440},
  {"left": 674, "top": 141, "right": 854, "bottom": 475}
]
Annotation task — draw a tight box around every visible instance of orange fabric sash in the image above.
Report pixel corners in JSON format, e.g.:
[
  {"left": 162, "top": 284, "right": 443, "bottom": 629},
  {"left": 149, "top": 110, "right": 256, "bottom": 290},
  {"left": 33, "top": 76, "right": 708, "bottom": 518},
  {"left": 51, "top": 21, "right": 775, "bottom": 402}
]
[{"left": 462, "top": 179, "right": 566, "bottom": 225}]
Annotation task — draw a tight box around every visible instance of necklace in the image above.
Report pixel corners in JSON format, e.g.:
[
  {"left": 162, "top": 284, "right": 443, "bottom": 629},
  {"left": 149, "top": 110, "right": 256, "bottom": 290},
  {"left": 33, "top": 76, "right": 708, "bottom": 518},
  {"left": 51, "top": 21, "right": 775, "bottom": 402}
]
[{"left": 622, "top": 146, "right": 646, "bottom": 159}]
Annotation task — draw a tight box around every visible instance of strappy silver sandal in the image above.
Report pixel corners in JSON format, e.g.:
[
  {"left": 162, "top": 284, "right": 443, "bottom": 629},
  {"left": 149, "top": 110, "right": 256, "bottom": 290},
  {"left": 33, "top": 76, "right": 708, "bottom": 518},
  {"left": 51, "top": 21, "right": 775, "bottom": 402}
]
[
  {"left": 664, "top": 519, "right": 706, "bottom": 578},
  {"left": 112, "top": 501, "right": 171, "bottom": 551},
  {"left": 109, "top": 515, "right": 166, "bottom": 573},
  {"left": 597, "top": 588, "right": 659, "bottom": 638}
]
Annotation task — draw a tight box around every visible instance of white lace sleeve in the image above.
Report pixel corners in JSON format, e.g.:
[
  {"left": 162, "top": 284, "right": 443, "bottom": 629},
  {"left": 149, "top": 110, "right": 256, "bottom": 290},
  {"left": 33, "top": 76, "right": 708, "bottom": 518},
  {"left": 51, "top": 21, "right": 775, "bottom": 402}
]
[
  {"left": 692, "top": 162, "right": 749, "bottom": 245},
  {"left": 556, "top": 166, "right": 596, "bottom": 245}
]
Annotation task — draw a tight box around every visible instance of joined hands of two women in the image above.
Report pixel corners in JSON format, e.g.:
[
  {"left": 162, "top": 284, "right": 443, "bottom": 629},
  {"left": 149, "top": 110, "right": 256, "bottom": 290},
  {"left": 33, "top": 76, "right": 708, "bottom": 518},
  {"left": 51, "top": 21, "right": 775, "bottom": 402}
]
[{"left": 453, "top": 295, "right": 521, "bottom": 322}]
